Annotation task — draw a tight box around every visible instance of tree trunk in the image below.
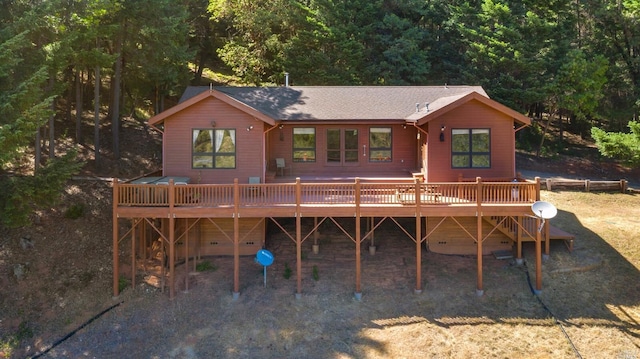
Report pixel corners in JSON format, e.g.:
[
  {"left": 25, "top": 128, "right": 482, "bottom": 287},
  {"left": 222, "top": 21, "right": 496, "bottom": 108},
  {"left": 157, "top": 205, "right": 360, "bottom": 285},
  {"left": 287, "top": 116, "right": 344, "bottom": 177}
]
[
  {"left": 536, "top": 111, "right": 555, "bottom": 158},
  {"left": 558, "top": 113, "right": 564, "bottom": 143},
  {"left": 35, "top": 128, "right": 41, "bottom": 174},
  {"left": 48, "top": 76, "right": 56, "bottom": 159},
  {"left": 94, "top": 66, "right": 101, "bottom": 169},
  {"left": 75, "top": 68, "right": 83, "bottom": 144},
  {"left": 111, "top": 25, "right": 124, "bottom": 160}
]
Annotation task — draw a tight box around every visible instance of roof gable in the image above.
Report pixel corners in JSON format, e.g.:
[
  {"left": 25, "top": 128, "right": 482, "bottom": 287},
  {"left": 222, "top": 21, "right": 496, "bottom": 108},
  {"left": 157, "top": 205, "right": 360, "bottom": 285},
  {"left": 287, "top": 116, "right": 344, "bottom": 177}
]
[
  {"left": 148, "top": 88, "right": 276, "bottom": 126},
  {"left": 405, "top": 92, "right": 531, "bottom": 126}
]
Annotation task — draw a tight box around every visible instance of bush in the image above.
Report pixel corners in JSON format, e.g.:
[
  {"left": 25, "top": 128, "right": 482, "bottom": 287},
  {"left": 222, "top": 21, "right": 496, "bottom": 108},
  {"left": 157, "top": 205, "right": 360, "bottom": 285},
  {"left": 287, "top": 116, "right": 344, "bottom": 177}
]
[
  {"left": 283, "top": 262, "right": 292, "bottom": 279},
  {"left": 196, "top": 260, "right": 217, "bottom": 272},
  {"left": 64, "top": 203, "right": 85, "bottom": 219}
]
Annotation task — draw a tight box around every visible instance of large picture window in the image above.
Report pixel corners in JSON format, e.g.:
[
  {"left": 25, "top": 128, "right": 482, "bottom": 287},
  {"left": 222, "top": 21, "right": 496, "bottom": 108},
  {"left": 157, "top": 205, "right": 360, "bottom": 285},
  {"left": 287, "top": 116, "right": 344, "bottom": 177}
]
[
  {"left": 192, "top": 129, "right": 236, "bottom": 168},
  {"left": 451, "top": 128, "right": 490, "bottom": 168},
  {"left": 327, "top": 129, "right": 358, "bottom": 164},
  {"left": 293, "top": 127, "right": 316, "bottom": 162},
  {"left": 369, "top": 127, "right": 392, "bottom": 162}
]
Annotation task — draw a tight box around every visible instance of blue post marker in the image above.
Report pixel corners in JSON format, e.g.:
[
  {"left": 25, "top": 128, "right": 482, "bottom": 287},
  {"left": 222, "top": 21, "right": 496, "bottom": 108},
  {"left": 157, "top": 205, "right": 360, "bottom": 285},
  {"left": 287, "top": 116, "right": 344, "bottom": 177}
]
[{"left": 255, "top": 249, "right": 274, "bottom": 287}]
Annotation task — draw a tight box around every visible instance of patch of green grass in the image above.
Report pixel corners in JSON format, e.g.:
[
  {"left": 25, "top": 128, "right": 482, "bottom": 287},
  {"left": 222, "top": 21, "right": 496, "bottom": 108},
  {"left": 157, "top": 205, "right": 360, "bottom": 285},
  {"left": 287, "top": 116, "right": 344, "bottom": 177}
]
[
  {"left": 0, "top": 321, "right": 33, "bottom": 357},
  {"left": 0, "top": 336, "right": 17, "bottom": 358},
  {"left": 196, "top": 260, "right": 217, "bottom": 272},
  {"left": 64, "top": 203, "right": 84, "bottom": 219},
  {"left": 16, "top": 322, "right": 33, "bottom": 341},
  {"left": 118, "top": 276, "right": 129, "bottom": 292},
  {"left": 283, "top": 262, "right": 292, "bottom": 279}
]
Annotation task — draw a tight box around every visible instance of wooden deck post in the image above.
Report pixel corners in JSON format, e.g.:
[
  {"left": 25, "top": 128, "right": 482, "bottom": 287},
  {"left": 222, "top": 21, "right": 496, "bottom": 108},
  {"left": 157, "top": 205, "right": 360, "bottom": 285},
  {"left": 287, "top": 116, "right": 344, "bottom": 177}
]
[
  {"left": 131, "top": 219, "right": 136, "bottom": 289},
  {"left": 185, "top": 218, "right": 189, "bottom": 292},
  {"left": 544, "top": 217, "right": 551, "bottom": 256},
  {"left": 313, "top": 217, "right": 319, "bottom": 246},
  {"left": 354, "top": 178, "right": 362, "bottom": 300},
  {"left": 534, "top": 216, "right": 543, "bottom": 294},
  {"left": 369, "top": 217, "right": 375, "bottom": 249},
  {"left": 415, "top": 177, "right": 422, "bottom": 294},
  {"left": 476, "top": 177, "right": 484, "bottom": 296},
  {"left": 233, "top": 178, "right": 240, "bottom": 299},
  {"left": 295, "top": 178, "right": 302, "bottom": 299},
  {"left": 516, "top": 216, "right": 523, "bottom": 265},
  {"left": 113, "top": 178, "right": 119, "bottom": 297},
  {"left": 169, "top": 179, "right": 176, "bottom": 300}
]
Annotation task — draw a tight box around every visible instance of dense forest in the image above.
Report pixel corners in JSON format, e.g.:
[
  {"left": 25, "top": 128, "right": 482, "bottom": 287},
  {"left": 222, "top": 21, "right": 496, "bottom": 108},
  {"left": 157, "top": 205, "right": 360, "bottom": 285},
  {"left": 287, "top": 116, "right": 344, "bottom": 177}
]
[{"left": 1, "top": 0, "right": 639, "bottom": 226}]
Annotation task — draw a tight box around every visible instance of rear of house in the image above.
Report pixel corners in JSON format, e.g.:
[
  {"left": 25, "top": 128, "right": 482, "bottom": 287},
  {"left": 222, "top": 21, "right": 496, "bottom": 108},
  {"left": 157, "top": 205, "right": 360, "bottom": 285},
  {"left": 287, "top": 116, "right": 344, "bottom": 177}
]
[{"left": 113, "top": 85, "right": 548, "bottom": 299}]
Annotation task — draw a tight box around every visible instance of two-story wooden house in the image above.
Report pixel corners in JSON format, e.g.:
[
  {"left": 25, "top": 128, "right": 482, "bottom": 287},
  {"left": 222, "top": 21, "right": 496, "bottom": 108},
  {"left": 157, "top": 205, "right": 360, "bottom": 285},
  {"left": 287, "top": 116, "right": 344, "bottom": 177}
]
[{"left": 113, "top": 85, "right": 557, "bottom": 300}]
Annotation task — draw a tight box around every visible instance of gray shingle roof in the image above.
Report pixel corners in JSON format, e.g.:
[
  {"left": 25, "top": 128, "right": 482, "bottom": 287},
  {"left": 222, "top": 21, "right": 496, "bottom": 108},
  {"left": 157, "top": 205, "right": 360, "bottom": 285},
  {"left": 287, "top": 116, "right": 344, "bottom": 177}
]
[{"left": 181, "top": 86, "right": 488, "bottom": 121}]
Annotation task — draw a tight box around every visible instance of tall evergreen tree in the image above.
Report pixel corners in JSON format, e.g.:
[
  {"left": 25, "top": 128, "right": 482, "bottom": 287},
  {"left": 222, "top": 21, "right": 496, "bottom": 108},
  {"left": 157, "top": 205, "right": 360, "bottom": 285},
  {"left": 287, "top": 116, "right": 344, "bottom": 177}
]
[{"left": 0, "top": 2, "right": 82, "bottom": 227}]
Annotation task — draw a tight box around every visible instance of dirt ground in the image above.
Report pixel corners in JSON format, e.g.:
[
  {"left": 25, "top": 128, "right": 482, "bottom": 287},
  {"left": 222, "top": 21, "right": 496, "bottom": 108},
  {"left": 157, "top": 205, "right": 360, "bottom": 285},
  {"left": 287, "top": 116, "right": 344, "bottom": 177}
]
[{"left": 1, "top": 122, "right": 639, "bottom": 358}]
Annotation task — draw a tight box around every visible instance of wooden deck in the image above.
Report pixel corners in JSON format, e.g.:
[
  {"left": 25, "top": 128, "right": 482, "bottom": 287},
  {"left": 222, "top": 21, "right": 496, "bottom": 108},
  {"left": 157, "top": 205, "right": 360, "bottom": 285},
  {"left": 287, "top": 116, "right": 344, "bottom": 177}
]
[
  {"left": 113, "top": 177, "right": 554, "bottom": 300},
  {"left": 113, "top": 177, "right": 540, "bottom": 218}
]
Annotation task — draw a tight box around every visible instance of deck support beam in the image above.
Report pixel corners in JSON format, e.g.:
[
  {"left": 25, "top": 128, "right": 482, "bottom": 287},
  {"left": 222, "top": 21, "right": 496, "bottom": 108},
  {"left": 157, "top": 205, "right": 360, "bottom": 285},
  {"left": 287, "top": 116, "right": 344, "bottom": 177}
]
[
  {"left": 476, "top": 177, "right": 484, "bottom": 296},
  {"left": 169, "top": 180, "right": 176, "bottom": 300},
  {"left": 415, "top": 178, "right": 423, "bottom": 294},
  {"left": 354, "top": 178, "right": 362, "bottom": 300},
  {"left": 534, "top": 217, "right": 543, "bottom": 294},
  {"left": 169, "top": 216, "right": 175, "bottom": 299},
  {"left": 516, "top": 216, "right": 523, "bottom": 264},
  {"left": 233, "top": 179, "right": 240, "bottom": 299},
  {"left": 296, "top": 178, "right": 303, "bottom": 299},
  {"left": 131, "top": 220, "right": 136, "bottom": 288},
  {"left": 112, "top": 179, "right": 119, "bottom": 297},
  {"left": 184, "top": 219, "right": 190, "bottom": 292}
]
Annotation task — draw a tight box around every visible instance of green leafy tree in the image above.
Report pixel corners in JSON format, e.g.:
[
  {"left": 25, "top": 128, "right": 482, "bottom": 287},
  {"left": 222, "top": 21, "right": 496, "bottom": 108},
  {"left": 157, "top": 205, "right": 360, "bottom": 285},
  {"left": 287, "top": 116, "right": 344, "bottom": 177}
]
[
  {"left": 591, "top": 121, "right": 640, "bottom": 167},
  {"left": 0, "top": 2, "right": 83, "bottom": 227},
  {"left": 584, "top": 0, "right": 640, "bottom": 129},
  {"left": 121, "top": 0, "right": 193, "bottom": 114},
  {"left": 536, "top": 50, "right": 608, "bottom": 155}
]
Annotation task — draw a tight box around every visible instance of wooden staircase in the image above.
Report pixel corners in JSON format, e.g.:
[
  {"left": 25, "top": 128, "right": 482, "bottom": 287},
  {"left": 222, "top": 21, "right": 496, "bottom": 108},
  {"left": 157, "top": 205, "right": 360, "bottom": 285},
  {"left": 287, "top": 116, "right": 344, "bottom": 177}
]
[{"left": 484, "top": 216, "right": 574, "bottom": 252}]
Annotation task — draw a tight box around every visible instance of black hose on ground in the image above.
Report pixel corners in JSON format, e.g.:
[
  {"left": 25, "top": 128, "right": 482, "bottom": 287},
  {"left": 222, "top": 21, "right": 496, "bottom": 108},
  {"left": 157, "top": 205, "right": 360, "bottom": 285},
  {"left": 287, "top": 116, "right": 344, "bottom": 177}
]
[
  {"left": 521, "top": 261, "right": 583, "bottom": 359},
  {"left": 30, "top": 300, "right": 123, "bottom": 359}
]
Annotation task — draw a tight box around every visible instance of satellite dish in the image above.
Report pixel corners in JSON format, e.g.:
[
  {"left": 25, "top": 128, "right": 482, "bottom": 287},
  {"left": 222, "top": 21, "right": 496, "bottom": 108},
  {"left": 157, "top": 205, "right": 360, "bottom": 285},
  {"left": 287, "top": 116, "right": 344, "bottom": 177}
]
[
  {"left": 531, "top": 201, "right": 558, "bottom": 220},
  {"left": 255, "top": 249, "right": 274, "bottom": 266}
]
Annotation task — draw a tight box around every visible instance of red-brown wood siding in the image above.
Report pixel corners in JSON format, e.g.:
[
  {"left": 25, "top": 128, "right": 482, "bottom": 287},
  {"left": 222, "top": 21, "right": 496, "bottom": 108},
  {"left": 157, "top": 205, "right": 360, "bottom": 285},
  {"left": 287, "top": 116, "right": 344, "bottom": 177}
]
[
  {"left": 267, "top": 124, "right": 419, "bottom": 177},
  {"left": 162, "top": 98, "right": 266, "bottom": 184},
  {"left": 425, "top": 100, "right": 517, "bottom": 182},
  {"left": 426, "top": 217, "right": 512, "bottom": 255}
]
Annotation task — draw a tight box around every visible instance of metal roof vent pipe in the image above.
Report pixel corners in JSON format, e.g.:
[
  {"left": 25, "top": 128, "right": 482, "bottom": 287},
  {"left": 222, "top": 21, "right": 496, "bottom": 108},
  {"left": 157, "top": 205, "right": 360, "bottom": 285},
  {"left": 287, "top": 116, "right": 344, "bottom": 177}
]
[{"left": 285, "top": 72, "right": 289, "bottom": 87}]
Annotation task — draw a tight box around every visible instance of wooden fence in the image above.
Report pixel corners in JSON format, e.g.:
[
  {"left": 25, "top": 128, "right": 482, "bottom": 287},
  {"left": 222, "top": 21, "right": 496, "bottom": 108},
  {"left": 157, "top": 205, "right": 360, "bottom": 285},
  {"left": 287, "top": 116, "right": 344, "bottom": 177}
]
[{"left": 543, "top": 179, "right": 628, "bottom": 193}]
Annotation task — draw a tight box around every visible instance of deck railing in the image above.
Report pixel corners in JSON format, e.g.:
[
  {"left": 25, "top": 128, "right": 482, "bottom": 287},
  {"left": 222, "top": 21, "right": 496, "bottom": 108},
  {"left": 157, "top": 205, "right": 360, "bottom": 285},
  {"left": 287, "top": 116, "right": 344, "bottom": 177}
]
[{"left": 114, "top": 177, "right": 540, "bottom": 208}]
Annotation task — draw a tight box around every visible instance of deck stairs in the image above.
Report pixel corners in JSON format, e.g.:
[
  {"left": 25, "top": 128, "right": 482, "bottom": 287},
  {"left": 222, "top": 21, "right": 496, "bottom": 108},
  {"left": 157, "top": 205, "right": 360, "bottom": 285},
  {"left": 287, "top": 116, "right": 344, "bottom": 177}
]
[{"left": 484, "top": 216, "right": 575, "bottom": 252}]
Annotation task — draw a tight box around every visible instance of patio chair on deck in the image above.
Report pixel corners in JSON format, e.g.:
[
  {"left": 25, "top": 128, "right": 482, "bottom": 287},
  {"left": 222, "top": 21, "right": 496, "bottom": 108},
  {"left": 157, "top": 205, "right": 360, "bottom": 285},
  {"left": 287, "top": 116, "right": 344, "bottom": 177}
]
[
  {"left": 248, "top": 176, "right": 263, "bottom": 196},
  {"left": 275, "top": 158, "right": 290, "bottom": 176}
]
